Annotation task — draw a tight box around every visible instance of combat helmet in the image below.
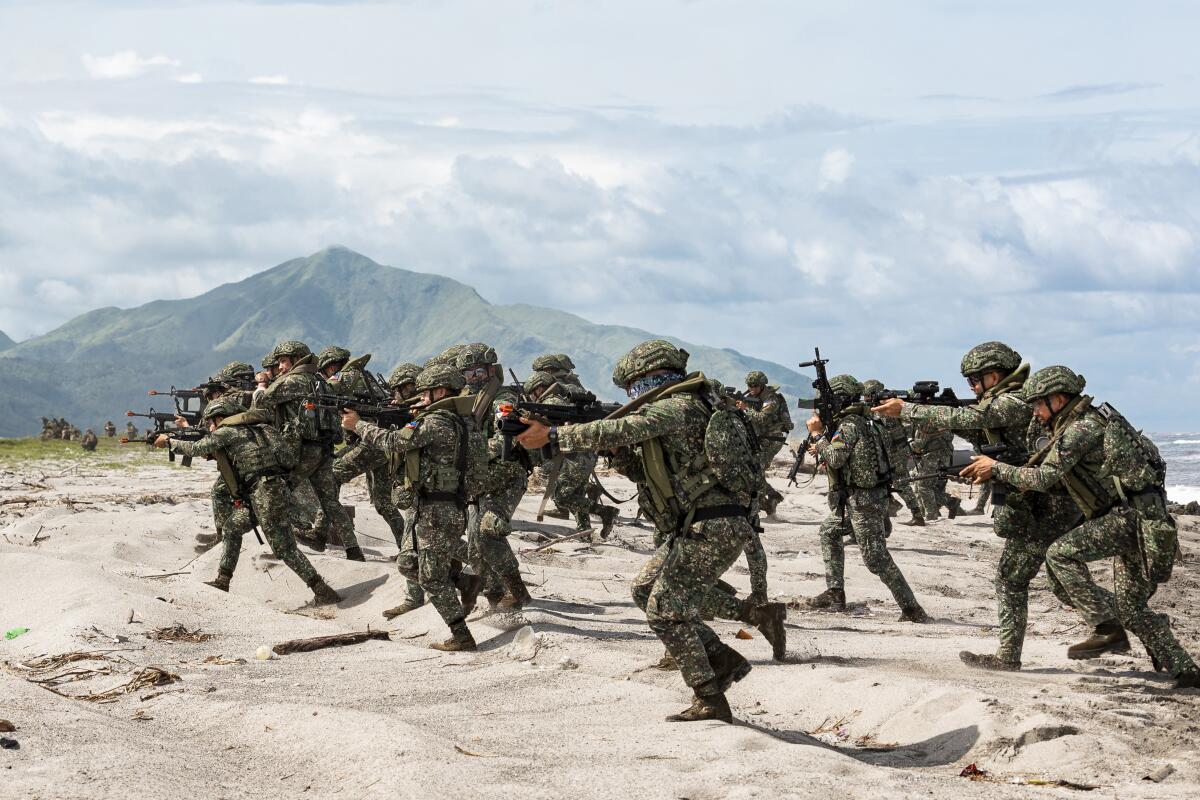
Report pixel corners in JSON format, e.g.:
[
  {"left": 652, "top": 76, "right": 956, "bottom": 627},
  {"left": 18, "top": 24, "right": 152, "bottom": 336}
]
[
  {"left": 214, "top": 361, "right": 254, "bottom": 382},
  {"left": 827, "top": 374, "right": 863, "bottom": 401},
  {"left": 415, "top": 364, "right": 467, "bottom": 393},
  {"left": 861, "top": 379, "right": 885, "bottom": 401},
  {"left": 387, "top": 362, "right": 422, "bottom": 389},
  {"left": 269, "top": 340, "right": 312, "bottom": 363},
  {"left": 317, "top": 345, "right": 351, "bottom": 371},
  {"left": 532, "top": 353, "right": 575, "bottom": 374},
  {"left": 523, "top": 371, "right": 557, "bottom": 396},
  {"left": 261, "top": 352, "right": 278, "bottom": 369},
  {"left": 456, "top": 343, "right": 499, "bottom": 371},
  {"left": 202, "top": 396, "right": 244, "bottom": 422},
  {"left": 745, "top": 370, "right": 768, "bottom": 388},
  {"left": 960, "top": 341, "right": 1022, "bottom": 377},
  {"left": 611, "top": 340, "right": 689, "bottom": 387},
  {"left": 1022, "top": 366, "right": 1085, "bottom": 403}
]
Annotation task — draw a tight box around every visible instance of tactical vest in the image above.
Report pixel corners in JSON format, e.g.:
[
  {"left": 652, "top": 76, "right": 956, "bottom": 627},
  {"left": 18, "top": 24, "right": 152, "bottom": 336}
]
[
  {"left": 972, "top": 364, "right": 1031, "bottom": 458},
  {"left": 395, "top": 397, "right": 488, "bottom": 505},
  {"left": 826, "top": 405, "right": 891, "bottom": 492}
]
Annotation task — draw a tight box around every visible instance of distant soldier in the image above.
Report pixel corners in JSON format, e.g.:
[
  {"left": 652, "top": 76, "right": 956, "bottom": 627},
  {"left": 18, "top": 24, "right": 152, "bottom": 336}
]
[
  {"left": 40, "top": 418, "right": 52, "bottom": 440},
  {"left": 104, "top": 420, "right": 117, "bottom": 438},
  {"left": 125, "top": 421, "right": 139, "bottom": 440},
  {"left": 862, "top": 380, "right": 924, "bottom": 525},
  {"left": 739, "top": 370, "right": 793, "bottom": 515},
  {"left": 530, "top": 353, "right": 594, "bottom": 403},
  {"left": 908, "top": 421, "right": 961, "bottom": 521},
  {"left": 80, "top": 429, "right": 98, "bottom": 452},
  {"left": 155, "top": 396, "right": 341, "bottom": 605}
]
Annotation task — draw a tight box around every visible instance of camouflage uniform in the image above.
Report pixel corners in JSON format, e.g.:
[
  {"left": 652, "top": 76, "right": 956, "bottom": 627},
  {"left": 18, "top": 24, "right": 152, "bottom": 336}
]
[
  {"left": 862, "top": 381, "right": 922, "bottom": 520},
  {"left": 255, "top": 342, "right": 360, "bottom": 556},
  {"left": 742, "top": 371, "right": 792, "bottom": 520},
  {"left": 531, "top": 353, "right": 595, "bottom": 404},
  {"left": 813, "top": 376, "right": 926, "bottom": 619},
  {"left": 170, "top": 398, "right": 337, "bottom": 602},
  {"left": 355, "top": 367, "right": 476, "bottom": 648},
  {"left": 908, "top": 422, "right": 956, "bottom": 520},
  {"left": 104, "top": 421, "right": 116, "bottom": 438},
  {"left": 202, "top": 361, "right": 257, "bottom": 551},
  {"left": 81, "top": 430, "right": 98, "bottom": 451},
  {"left": 992, "top": 367, "right": 1199, "bottom": 681},
  {"left": 900, "top": 347, "right": 1104, "bottom": 666}
]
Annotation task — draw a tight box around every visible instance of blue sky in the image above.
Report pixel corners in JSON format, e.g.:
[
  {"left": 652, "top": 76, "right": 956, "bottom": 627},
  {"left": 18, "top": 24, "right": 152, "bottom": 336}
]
[{"left": 0, "top": 0, "right": 1198, "bottom": 428}]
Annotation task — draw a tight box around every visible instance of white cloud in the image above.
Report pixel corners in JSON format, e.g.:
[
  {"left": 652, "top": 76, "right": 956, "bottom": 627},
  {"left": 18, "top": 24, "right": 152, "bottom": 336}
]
[
  {"left": 81, "top": 50, "right": 180, "bottom": 80},
  {"left": 250, "top": 75, "right": 289, "bottom": 85},
  {"left": 817, "top": 147, "right": 855, "bottom": 190},
  {"left": 175, "top": 72, "right": 203, "bottom": 84}
]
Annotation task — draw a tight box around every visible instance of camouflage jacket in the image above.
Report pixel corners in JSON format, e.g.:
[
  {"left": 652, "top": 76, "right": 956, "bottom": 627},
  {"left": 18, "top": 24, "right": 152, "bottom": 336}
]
[
  {"left": 875, "top": 414, "right": 911, "bottom": 456},
  {"left": 256, "top": 358, "right": 335, "bottom": 444},
  {"left": 814, "top": 407, "right": 887, "bottom": 491},
  {"left": 902, "top": 389, "right": 1030, "bottom": 464},
  {"left": 745, "top": 386, "right": 793, "bottom": 439},
  {"left": 907, "top": 422, "right": 953, "bottom": 457},
  {"left": 355, "top": 410, "right": 464, "bottom": 498},
  {"left": 555, "top": 372, "right": 595, "bottom": 404},
  {"left": 171, "top": 424, "right": 286, "bottom": 484}
]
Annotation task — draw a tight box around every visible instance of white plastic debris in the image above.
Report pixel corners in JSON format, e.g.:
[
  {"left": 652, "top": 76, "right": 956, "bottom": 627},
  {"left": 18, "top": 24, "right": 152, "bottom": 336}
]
[
  {"left": 255, "top": 645, "right": 273, "bottom": 661},
  {"left": 508, "top": 625, "right": 541, "bottom": 662}
]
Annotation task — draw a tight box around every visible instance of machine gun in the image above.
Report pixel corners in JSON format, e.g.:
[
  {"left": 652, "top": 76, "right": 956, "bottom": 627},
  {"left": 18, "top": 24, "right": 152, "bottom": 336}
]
[
  {"left": 121, "top": 409, "right": 207, "bottom": 466},
  {"left": 878, "top": 380, "right": 973, "bottom": 408},
  {"left": 495, "top": 400, "right": 622, "bottom": 461}
]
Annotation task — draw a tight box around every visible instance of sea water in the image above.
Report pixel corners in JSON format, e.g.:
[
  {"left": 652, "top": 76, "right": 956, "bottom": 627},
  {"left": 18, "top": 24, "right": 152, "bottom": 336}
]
[{"left": 1154, "top": 433, "right": 1200, "bottom": 505}]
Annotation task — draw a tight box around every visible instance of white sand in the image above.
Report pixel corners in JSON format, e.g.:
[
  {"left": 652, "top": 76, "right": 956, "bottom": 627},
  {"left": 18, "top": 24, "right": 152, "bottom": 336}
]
[{"left": 2, "top": 451, "right": 1199, "bottom": 799}]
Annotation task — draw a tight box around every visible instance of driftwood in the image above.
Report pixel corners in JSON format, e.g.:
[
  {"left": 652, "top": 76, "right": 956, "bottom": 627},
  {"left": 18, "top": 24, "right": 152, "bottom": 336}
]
[
  {"left": 524, "top": 528, "right": 593, "bottom": 554},
  {"left": 272, "top": 629, "right": 389, "bottom": 656}
]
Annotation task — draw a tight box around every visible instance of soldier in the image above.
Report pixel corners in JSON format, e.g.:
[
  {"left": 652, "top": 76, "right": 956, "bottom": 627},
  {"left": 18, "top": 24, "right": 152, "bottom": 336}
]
[
  {"left": 963, "top": 366, "right": 1200, "bottom": 688},
  {"left": 874, "top": 343, "right": 1114, "bottom": 671},
  {"left": 804, "top": 375, "right": 929, "bottom": 622},
  {"left": 80, "top": 429, "right": 98, "bottom": 452},
  {"left": 256, "top": 340, "right": 364, "bottom": 561},
  {"left": 530, "top": 353, "right": 594, "bottom": 403},
  {"left": 377, "top": 363, "right": 428, "bottom": 618},
  {"left": 739, "top": 370, "right": 793, "bottom": 516},
  {"left": 104, "top": 420, "right": 116, "bottom": 438},
  {"left": 517, "top": 340, "right": 776, "bottom": 723},
  {"left": 154, "top": 396, "right": 341, "bottom": 605},
  {"left": 523, "top": 370, "right": 619, "bottom": 540},
  {"left": 861, "top": 380, "right": 923, "bottom": 525},
  {"left": 908, "top": 421, "right": 961, "bottom": 521},
  {"left": 194, "top": 361, "right": 257, "bottom": 553},
  {"left": 458, "top": 343, "right": 532, "bottom": 609},
  {"left": 124, "top": 420, "right": 138, "bottom": 440},
  {"left": 343, "top": 364, "right": 480, "bottom": 651}
]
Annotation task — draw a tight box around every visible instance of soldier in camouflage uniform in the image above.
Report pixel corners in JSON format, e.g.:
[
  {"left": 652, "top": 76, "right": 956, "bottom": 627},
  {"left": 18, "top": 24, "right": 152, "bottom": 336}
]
[
  {"left": 862, "top": 380, "right": 924, "bottom": 525},
  {"left": 195, "top": 361, "right": 257, "bottom": 553},
  {"left": 344, "top": 364, "right": 481, "bottom": 651},
  {"left": 908, "top": 421, "right": 961, "bottom": 521},
  {"left": 805, "top": 375, "right": 929, "bottom": 622},
  {"left": 964, "top": 366, "right": 1200, "bottom": 687},
  {"left": 124, "top": 420, "right": 138, "bottom": 440},
  {"left": 256, "top": 341, "right": 364, "bottom": 561},
  {"left": 739, "top": 370, "right": 792, "bottom": 516},
  {"left": 523, "top": 370, "right": 619, "bottom": 540},
  {"left": 875, "top": 343, "right": 1114, "bottom": 670},
  {"left": 104, "top": 421, "right": 116, "bottom": 438},
  {"left": 155, "top": 396, "right": 341, "bottom": 605},
  {"left": 517, "top": 340, "right": 781, "bottom": 723},
  {"left": 459, "top": 343, "right": 532, "bottom": 609}
]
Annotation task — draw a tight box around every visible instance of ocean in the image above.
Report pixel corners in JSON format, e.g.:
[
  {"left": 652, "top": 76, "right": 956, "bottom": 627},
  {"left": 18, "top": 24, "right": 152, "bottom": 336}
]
[{"left": 1155, "top": 433, "right": 1200, "bottom": 505}]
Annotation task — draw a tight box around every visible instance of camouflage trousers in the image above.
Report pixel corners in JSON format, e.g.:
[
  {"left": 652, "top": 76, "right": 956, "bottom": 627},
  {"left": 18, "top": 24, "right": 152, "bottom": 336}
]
[
  {"left": 884, "top": 447, "right": 922, "bottom": 517},
  {"left": 757, "top": 438, "right": 786, "bottom": 512},
  {"left": 698, "top": 525, "right": 768, "bottom": 619},
  {"left": 220, "top": 475, "right": 321, "bottom": 586},
  {"left": 991, "top": 492, "right": 1106, "bottom": 662},
  {"left": 211, "top": 477, "right": 234, "bottom": 535},
  {"left": 333, "top": 440, "right": 406, "bottom": 546},
  {"left": 291, "top": 442, "right": 359, "bottom": 550},
  {"left": 819, "top": 487, "right": 918, "bottom": 609},
  {"left": 913, "top": 450, "right": 954, "bottom": 519},
  {"left": 1046, "top": 506, "right": 1198, "bottom": 677},
  {"left": 415, "top": 501, "right": 469, "bottom": 630},
  {"left": 550, "top": 452, "right": 609, "bottom": 529},
  {"left": 632, "top": 515, "right": 747, "bottom": 689},
  {"left": 472, "top": 462, "right": 527, "bottom": 593}
]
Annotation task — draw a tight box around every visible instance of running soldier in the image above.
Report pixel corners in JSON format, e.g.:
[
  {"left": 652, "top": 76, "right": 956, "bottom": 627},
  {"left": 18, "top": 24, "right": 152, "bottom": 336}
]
[{"left": 739, "top": 370, "right": 793, "bottom": 516}]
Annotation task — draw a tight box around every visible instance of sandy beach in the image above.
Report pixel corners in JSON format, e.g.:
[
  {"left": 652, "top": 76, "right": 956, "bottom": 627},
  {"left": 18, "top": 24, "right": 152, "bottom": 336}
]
[{"left": 2, "top": 440, "right": 1198, "bottom": 799}]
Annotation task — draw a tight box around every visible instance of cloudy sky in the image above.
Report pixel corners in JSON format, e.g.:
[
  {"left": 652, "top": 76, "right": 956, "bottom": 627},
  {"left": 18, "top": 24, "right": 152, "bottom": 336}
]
[{"left": 1, "top": 0, "right": 1198, "bottom": 428}]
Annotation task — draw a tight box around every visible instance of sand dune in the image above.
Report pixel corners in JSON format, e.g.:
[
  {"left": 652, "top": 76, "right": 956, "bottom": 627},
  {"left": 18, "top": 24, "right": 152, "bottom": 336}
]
[{"left": 2, "top": 447, "right": 1198, "bottom": 799}]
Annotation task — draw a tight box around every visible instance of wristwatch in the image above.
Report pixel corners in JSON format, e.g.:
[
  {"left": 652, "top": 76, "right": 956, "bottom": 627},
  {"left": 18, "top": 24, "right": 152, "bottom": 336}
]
[{"left": 548, "top": 426, "right": 559, "bottom": 446}]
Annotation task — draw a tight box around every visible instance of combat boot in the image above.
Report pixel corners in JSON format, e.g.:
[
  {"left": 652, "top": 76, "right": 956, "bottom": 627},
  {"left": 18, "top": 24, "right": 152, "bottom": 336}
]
[
  {"left": 455, "top": 572, "right": 484, "bottom": 615},
  {"left": 708, "top": 643, "right": 753, "bottom": 692},
  {"left": 654, "top": 650, "right": 680, "bottom": 670},
  {"left": 382, "top": 600, "right": 423, "bottom": 620},
  {"left": 498, "top": 577, "right": 532, "bottom": 610},
  {"left": 959, "top": 651, "right": 1020, "bottom": 672},
  {"left": 204, "top": 570, "right": 232, "bottom": 592},
  {"left": 344, "top": 545, "right": 366, "bottom": 562},
  {"left": 1174, "top": 671, "right": 1200, "bottom": 690},
  {"left": 741, "top": 599, "right": 787, "bottom": 661},
  {"left": 1066, "top": 622, "right": 1130, "bottom": 659},
  {"left": 947, "top": 497, "right": 962, "bottom": 519},
  {"left": 597, "top": 506, "right": 618, "bottom": 539},
  {"left": 902, "top": 512, "right": 926, "bottom": 527},
  {"left": 666, "top": 681, "right": 732, "bottom": 723},
  {"left": 805, "top": 588, "right": 846, "bottom": 612},
  {"left": 308, "top": 577, "right": 342, "bottom": 606},
  {"left": 430, "top": 623, "right": 477, "bottom": 652},
  {"left": 295, "top": 528, "right": 327, "bottom": 553},
  {"left": 887, "top": 498, "right": 902, "bottom": 517},
  {"left": 899, "top": 604, "right": 930, "bottom": 623}
]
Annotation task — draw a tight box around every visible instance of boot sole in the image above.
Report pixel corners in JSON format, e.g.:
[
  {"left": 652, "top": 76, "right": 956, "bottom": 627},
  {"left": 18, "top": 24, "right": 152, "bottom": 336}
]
[{"left": 1067, "top": 641, "right": 1131, "bottom": 660}]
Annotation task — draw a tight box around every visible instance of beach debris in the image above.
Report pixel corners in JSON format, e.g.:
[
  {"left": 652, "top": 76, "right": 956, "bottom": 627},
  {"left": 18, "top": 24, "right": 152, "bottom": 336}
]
[
  {"left": 271, "top": 629, "right": 389, "bottom": 656},
  {"left": 959, "top": 763, "right": 988, "bottom": 780},
  {"left": 204, "top": 655, "right": 247, "bottom": 666},
  {"left": 147, "top": 624, "right": 212, "bottom": 643},
  {"left": 508, "top": 626, "right": 541, "bottom": 662},
  {"left": 558, "top": 656, "right": 579, "bottom": 670},
  {"left": 0, "top": 737, "right": 18, "bottom": 750},
  {"left": 77, "top": 667, "right": 180, "bottom": 703},
  {"left": 4, "top": 627, "right": 29, "bottom": 640},
  {"left": 0, "top": 721, "right": 14, "bottom": 732},
  {"left": 1144, "top": 764, "right": 1175, "bottom": 783},
  {"left": 255, "top": 646, "right": 273, "bottom": 661},
  {"left": 735, "top": 629, "right": 754, "bottom": 640}
]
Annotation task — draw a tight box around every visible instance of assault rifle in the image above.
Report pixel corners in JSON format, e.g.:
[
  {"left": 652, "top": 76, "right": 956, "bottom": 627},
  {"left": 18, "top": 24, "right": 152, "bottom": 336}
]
[
  {"left": 787, "top": 433, "right": 816, "bottom": 486},
  {"left": 878, "top": 381, "right": 973, "bottom": 408},
  {"left": 306, "top": 391, "right": 415, "bottom": 430},
  {"left": 894, "top": 442, "right": 1009, "bottom": 505},
  {"left": 496, "top": 400, "right": 622, "bottom": 461},
  {"left": 121, "top": 409, "right": 207, "bottom": 466},
  {"left": 722, "top": 386, "right": 763, "bottom": 410}
]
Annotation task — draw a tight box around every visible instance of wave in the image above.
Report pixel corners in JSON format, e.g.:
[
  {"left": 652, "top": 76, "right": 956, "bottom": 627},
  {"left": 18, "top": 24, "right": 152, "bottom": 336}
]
[
  {"left": 1172, "top": 439, "right": 1200, "bottom": 445},
  {"left": 1167, "top": 485, "right": 1200, "bottom": 505}
]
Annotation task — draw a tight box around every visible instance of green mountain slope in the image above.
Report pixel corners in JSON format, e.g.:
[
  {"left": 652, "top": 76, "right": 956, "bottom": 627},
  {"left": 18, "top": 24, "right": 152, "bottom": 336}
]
[
  {"left": 0, "top": 330, "right": 13, "bottom": 351},
  {"left": 0, "top": 247, "right": 811, "bottom": 436}
]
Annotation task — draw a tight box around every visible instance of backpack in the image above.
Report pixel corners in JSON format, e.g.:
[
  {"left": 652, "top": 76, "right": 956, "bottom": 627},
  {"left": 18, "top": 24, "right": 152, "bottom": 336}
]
[
  {"left": 426, "top": 396, "right": 490, "bottom": 501},
  {"left": 703, "top": 403, "right": 764, "bottom": 498},
  {"left": 1096, "top": 402, "right": 1176, "bottom": 582}
]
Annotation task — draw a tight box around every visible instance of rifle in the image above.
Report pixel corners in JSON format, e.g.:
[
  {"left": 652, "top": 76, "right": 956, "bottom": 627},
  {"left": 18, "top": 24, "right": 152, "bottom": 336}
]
[
  {"left": 722, "top": 386, "right": 764, "bottom": 410},
  {"left": 787, "top": 433, "right": 816, "bottom": 486},
  {"left": 878, "top": 380, "right": 973, "bottom": 408},
  {"left": 893, "top": 443, "right": 1008, "bottom": 503},
  {"left": 797, "top": 347, "right": 836, "bottom": 434},
  {"left": 496, "top": 400, "right": 623, "bottom": 461},
  {"left": 121, "top": 409, "right": 206, "bottom": 466},
  {"left": 305, "top": 392, "right": 415, "bottom": 430}
]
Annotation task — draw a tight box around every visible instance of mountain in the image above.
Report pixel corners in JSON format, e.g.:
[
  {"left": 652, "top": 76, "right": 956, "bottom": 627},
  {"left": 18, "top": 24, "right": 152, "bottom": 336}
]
[
  {"left": 0, "top": 330, "right": 13, "bottom": 351},
  {"left": 0, "top": 247, "right": 811, "bottom": 436}
]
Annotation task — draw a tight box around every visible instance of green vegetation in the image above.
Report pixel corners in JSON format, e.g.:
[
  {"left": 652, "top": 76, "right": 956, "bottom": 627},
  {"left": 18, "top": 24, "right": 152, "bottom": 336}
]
[{"left": 0, "top": 437, "right": 159, "bottom": 469}]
